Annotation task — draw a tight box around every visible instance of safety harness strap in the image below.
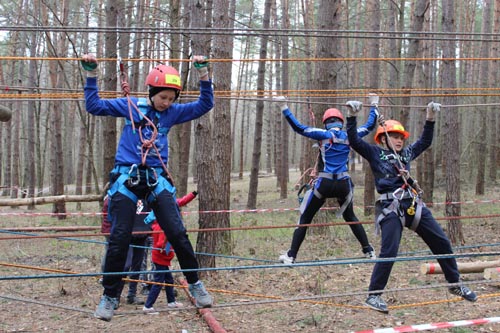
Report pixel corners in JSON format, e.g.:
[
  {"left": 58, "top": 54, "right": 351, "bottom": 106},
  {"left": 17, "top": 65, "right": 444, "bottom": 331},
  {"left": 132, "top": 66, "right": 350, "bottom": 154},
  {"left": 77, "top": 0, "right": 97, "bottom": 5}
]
[
  {"left": 318, "top": 171, "right": 350, "bottom": 180},
  {"left": 375, "top": 190, "right": 425, "bottom": 234},
  {"left": 336, "top": 189, "right": 353, "bottom": 218}
]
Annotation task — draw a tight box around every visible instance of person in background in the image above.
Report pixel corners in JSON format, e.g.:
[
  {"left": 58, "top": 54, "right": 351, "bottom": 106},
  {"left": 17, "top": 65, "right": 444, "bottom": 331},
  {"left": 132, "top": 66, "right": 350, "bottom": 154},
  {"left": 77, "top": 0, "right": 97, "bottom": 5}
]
[
  {"left": 346, "top": 93, "right": 477, "bottom": 313},
  {"left": 142, "top": 190, "right": 197, "bottom": 313},
  {"left": 275, "top": 96, "right": 378, "bottom": 264},
  {"left": 82, "top": 53, "right": 214, "bottom": 321},
  {"left": 101, "top": 196, "right": 150, "bottom": 307}
]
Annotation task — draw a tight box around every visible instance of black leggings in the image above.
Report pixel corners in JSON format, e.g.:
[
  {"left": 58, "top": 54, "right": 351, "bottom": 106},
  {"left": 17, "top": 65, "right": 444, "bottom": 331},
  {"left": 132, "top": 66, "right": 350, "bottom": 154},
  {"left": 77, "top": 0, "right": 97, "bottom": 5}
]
[{"left": 288, "top": 177, "right": 371, "bottom": 259}]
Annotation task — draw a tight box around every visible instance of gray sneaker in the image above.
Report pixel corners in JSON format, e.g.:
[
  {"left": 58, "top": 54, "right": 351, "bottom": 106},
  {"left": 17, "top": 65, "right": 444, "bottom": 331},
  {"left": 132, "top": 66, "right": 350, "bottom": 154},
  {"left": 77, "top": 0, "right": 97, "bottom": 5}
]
[
  {"left": 188, "top": 281, "right": 213, "bottom": 308},
  {"left": 94, "top": 295, "right": 119, "bottom": 321},
  {"left": 365, "top": 295, "right": 388, "bottom": 313}
]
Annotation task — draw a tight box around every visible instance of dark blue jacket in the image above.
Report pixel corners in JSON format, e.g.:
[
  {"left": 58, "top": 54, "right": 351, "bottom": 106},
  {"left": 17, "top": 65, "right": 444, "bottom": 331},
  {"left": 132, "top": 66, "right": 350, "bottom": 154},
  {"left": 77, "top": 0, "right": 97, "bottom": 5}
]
[{"left": 346, "top": 117, "right": 434, "bottom": 194}]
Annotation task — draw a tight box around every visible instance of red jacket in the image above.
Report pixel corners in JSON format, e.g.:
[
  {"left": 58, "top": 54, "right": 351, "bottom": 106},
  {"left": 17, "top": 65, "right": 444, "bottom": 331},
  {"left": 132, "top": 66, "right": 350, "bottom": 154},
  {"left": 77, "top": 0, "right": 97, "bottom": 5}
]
[
  {"left": 149, "top": 191, "right": 198, "bottom": 267},
  {"left": 151, "top": 221, "right": 175, "bottom": 266}
]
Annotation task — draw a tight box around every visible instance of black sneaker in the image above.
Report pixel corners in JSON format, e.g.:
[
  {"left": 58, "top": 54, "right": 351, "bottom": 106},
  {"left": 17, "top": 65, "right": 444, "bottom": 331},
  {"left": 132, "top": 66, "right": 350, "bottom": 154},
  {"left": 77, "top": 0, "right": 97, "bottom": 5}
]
[
  {"left": 449, "top": 285, "right": 478, "bottom": 302},
  {"left": 365, "top": 295, "right": 389, "bottom": 313},
  {"left": 126, "top": 295, "right": 145, "bottom": 305}
]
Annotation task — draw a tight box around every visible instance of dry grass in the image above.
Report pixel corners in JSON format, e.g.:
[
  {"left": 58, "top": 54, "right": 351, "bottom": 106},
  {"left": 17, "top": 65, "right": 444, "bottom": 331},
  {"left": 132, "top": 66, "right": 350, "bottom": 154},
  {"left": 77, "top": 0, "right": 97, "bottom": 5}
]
[{"left": 1, "top": 170, "right": 500, "bottom": 332}]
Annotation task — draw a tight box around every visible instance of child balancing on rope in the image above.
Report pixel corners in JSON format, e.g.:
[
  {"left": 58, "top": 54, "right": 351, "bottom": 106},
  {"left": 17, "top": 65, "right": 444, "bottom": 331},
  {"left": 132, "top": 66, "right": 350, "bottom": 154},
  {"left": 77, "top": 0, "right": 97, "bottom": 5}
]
[
  {"left": 81, "top": 54, "right": 213, "bottom": 321},
  {"left": 345, "top": 93, "right": 477, "bottom": 314}
]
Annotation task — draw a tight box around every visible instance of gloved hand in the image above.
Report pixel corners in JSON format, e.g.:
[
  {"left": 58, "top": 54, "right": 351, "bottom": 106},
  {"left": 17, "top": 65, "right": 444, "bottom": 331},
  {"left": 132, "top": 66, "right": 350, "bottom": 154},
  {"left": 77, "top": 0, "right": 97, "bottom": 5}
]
[
  {"left": 192, "top": 191, "right": 198, "bottom": 197},
  {"left": 378, "top": 113, "right": 386, "bottom": 126},
  {"left": 81, "top": 54, "right": 98, "bottom": 78},
  {"left": 345, "top": 101, "right": 362, "bottom": 117},
  {"left": 193, "top": 55, "right": 209, "bottom": 78},
  {"left": 368, "top": 93, "right": 379, "bottom": 107},
  {"left": 274, "top": 96, "right": 288, "bottom": 111},
  {"left": 426, "top": 101, "right": 441, "bottom": 121}
]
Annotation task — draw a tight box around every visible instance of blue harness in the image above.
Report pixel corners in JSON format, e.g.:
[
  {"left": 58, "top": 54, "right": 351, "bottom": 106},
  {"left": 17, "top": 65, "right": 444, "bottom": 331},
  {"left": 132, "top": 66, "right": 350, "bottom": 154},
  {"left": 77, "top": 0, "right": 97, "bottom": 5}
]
[{"left": 107, "top": 98, "right": 176, "bottom": 205}]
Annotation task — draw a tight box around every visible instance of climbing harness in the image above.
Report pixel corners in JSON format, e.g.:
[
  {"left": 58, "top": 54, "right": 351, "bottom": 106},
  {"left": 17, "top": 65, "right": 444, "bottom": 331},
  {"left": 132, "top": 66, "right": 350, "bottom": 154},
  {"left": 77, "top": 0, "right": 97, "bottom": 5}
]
[
  {"left": 374, "top": 105, "right": 426, "bottom": 232},
  {"left": 103, "top": 59, "right": 179, "bottom": 207}
]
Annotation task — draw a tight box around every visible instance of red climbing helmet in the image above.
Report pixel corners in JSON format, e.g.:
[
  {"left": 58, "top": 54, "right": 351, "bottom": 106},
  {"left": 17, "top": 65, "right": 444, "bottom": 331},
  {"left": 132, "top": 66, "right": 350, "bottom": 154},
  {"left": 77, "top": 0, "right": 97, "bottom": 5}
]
[
  {"left": 374, "top": 119, "right": 410, "bottom": 144},
  {"left": 145, "top": 65, "right": 182, "bottom": 91},
  {"left": 322, "top": 108, "right": 344, "bottom": 124}
]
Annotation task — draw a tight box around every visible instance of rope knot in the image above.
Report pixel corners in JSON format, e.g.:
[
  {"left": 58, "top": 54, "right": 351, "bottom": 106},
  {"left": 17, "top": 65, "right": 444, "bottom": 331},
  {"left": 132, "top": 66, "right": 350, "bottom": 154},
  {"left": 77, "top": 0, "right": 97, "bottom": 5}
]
[{"left": 121, "top": 81, "right": 130, "bottom": 96}]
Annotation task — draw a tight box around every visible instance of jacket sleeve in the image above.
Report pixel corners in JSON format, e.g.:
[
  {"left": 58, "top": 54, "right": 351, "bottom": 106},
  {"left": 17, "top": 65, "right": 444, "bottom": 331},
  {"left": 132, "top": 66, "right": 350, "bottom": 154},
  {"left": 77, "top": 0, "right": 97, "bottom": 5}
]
[
  {"left": 165, "top": 80, "right": 214, "bottom": 125},
  {"left": 84, "top": 77, "right": 137, "bottom": 118},
  {"left": 346, "top": 116, "right": 379, "bottom": 161},
  {"left": 407, "top": 121, "right": 435, "bottom": 160},
  {"left": 282, "top": 108, "right": 332, "bottom": 141},
  {"left": 176, "top": 191, "right": 197, "bottom": 207},
  {"left": 356, "top": 106, "right": 378, "bottom": 138}
]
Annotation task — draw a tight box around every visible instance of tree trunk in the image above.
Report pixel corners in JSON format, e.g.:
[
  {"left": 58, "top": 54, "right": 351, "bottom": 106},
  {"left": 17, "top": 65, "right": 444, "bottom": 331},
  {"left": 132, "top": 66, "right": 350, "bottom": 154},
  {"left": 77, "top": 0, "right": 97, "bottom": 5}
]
[
  {"left": 475, "top": 0, "right": 493, "bottom": 195},
  {"left": 102, "top": 0, "right": 119, "bottom": 184},
  {"left": 211, "top": 0, "right": 234, "bottom": 253},
  {"left": 441, "top": 0, "right": 463, "bottom": 245},
  {"left": 363, "top": 0, "right": 380, "bottom": 216},
  {"left": 247, "top": 0, "right": 272, "bottom": 209}
]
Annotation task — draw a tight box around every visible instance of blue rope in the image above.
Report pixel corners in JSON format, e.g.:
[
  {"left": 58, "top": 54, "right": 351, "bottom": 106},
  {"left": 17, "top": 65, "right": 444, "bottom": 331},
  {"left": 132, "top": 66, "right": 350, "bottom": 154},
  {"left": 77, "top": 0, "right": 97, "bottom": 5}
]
[{"left": 2, "top": 251, "right": 499, "bottom": 281}]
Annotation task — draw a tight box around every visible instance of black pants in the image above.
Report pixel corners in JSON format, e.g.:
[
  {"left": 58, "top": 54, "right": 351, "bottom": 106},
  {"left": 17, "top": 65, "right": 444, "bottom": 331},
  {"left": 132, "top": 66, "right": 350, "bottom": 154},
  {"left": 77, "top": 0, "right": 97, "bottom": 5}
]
[
  {"left": 116, "top": 236, "right": 147, "bottom": 298},
  {"left": 102, "top": 189, "right": 199, "bottom": 298},
  {"left": 368, "top": 203, "right": 459, "bottom": 294},
  {"left": 288, "top": 177, "right": 371, "bottom": 259}
]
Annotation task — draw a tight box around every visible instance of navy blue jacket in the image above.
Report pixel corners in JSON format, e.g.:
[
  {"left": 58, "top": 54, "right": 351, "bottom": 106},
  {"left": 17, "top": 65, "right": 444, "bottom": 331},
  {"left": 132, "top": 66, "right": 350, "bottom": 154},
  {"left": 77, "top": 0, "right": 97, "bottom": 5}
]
[{"left": 346, "top": 117, "right": 434, "bottom": 194}]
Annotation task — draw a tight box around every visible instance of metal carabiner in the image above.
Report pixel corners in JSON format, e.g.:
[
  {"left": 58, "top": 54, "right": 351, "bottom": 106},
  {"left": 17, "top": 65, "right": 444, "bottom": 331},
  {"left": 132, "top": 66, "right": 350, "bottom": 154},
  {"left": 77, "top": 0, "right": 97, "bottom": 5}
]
[
  {"left": 146, "top": 168, "right": 158, "bottom": 188},
  {"left": 127, "top": 164, "right": 140, "bottom": 186},
  {"left": 392, "top": 187, "right": 405, "bottom": 200}
]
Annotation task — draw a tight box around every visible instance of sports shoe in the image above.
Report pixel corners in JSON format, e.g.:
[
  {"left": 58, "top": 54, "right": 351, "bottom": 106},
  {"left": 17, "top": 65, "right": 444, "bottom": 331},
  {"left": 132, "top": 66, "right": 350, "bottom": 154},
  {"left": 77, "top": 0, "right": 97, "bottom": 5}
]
[
  {"left": 142, "top": 306, "right": 159, "bottom": 314},
  {"left": 449, "top": 285, "right": 478, "bottom": 302},
  {"left": 363, "top": 246, "right": 376, "bottom": 260},
  {"left": 167, "top": 301, "right": 184, "bottom": 308},
  {"left": 278, "top": 252, "right": 295, "bottom": 264},
  {"left": 364, "top": 250, "right": 377, "bottom": 260},
  {"left": 365, "top": 295, "right": 389, "bottom": 314},
  {"left": 126, "top": 295, "right": 145, "bottom": 305},
  {"left": 94, "top": 295, "right": 119, "bottom": 321},
  {"left": 188, "top": 281, "right": 213, "bottom": 308}
]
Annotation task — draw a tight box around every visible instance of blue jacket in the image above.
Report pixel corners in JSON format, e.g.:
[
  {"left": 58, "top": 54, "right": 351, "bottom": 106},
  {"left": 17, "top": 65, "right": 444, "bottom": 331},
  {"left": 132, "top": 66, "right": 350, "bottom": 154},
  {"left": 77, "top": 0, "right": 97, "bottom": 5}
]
[
  {"left": 283, "top": 106, "right": 378, "bottom": 176},
  {"left": 346, "top": 116, "right": 434, "bottom": 194},
  {"left": 84, "top": 78, "right": 214, "bottom": 167}
]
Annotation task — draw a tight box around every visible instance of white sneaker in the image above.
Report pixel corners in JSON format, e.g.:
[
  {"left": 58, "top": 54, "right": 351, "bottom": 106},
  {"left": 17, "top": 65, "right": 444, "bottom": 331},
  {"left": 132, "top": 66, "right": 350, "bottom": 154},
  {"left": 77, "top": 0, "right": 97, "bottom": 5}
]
[
  {"left": 167, "top": 301, "right": 184, "bottom": 308},
  {"left": 142, "top": 306, "right": 159, "bottom": 314},
  {"left": 365, "top": 250, "right": 376, "bottom": 260},
  {"left": 279, "top": 252, "right": 295, "bottom": 264}
]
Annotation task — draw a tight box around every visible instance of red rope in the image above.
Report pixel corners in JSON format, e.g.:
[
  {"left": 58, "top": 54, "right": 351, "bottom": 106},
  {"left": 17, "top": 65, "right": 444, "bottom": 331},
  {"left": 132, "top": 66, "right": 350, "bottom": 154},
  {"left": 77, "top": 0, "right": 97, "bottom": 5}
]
[{"left": 119, "top": 60, "right": 168, "bottom": 173}]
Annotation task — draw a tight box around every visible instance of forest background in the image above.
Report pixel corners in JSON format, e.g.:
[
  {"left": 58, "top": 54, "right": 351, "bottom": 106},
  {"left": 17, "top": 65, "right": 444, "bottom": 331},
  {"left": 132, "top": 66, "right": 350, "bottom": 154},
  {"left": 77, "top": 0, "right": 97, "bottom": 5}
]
[
  {"left": 1, "top": 0, "right": 500, "bottom": 332},
  {"left": 0, "top": 0, "right": 499, "bottom": 273}
]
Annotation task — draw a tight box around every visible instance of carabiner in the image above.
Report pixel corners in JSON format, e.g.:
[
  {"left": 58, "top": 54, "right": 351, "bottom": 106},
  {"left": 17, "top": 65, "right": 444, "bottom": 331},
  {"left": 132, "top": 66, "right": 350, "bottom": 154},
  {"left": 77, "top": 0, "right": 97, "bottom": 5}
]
[
  {"left": 146, "top": 168, "right": 158, "bottom": 188},
  {"left": 127, "top": 164, "right": 140, "bottom": 186},
  {"left": 392, "top": 187, "right": 405, "bottom": 200}
]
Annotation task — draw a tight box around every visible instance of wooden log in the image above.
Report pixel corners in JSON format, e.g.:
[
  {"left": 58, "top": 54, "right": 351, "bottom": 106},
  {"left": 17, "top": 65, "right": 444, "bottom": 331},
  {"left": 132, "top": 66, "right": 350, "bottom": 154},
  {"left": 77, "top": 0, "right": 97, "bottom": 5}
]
[
  {"left": 0, "top": 194, "right": 102, "bottom": 206},
  {"left": 484, "top": 267, "right": 500, "bottom": 280},
  {"left": 421, "top": 259, "right": 500, "bottom": 274}
]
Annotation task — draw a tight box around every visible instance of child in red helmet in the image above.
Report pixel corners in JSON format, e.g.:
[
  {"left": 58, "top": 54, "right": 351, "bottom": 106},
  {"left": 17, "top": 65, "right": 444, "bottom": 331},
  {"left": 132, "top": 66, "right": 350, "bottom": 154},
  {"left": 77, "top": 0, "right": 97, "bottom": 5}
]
[
  {"left": 346, "top": 94, "right": 477, "bottom": 314},
  {"left": 274, "top": 96, "right": 379, "bottom": 264},
  {"left": 82, "top": 54, "right": 213, "bottom": 321}
]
